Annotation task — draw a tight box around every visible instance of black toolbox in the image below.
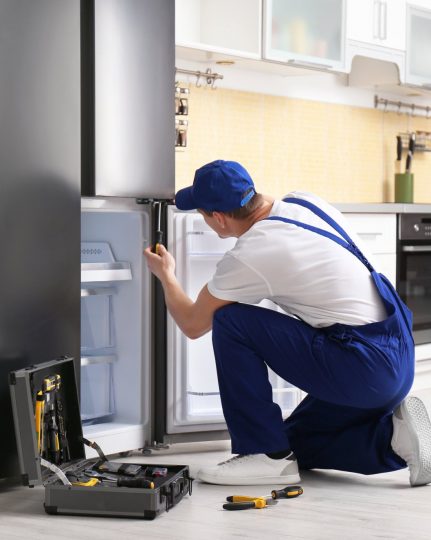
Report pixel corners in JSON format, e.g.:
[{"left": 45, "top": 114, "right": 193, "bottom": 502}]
[{"left": 9, "top": 357, "right": 192, "bottom": 519}]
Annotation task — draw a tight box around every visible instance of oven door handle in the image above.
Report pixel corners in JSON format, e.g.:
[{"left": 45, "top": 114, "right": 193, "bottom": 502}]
[{"left": 401, "top": 245, "right": 431, "bottom": 252}]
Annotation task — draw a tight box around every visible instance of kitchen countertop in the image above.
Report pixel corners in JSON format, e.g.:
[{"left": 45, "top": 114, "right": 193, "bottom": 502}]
[{"left": 334, "top": 203, "right": 431, "bottom": 213}]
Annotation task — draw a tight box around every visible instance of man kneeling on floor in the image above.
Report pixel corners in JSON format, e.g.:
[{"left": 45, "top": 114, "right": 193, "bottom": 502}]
[{"left": 144, "top": 159, "right": 431, "bottom": 487}]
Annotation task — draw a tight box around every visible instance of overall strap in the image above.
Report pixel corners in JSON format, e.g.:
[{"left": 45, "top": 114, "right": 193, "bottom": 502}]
[
  {"left": 264, "top": 197, "right": 374, "bottom": 273},
  {"left": 283, "top": 197, "right": 355, "bottom": 245}
]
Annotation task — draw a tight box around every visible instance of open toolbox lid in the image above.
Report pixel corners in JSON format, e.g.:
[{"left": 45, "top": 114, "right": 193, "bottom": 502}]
[{"left": 9, "top": 357, "right": 86, "bottom": 487}]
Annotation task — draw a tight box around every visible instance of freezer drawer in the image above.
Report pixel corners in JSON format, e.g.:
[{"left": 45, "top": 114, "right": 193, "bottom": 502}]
[
  {"left": 91, "top": 0, "right": 174, "bottom": 197},
  {"left": 166, "top": 209, "right": 303, "bottom": 435}
]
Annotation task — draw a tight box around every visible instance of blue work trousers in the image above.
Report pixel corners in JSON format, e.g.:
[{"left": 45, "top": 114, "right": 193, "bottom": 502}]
[{"left": 212, "top": 302, "right": 414, "bottom": 475}]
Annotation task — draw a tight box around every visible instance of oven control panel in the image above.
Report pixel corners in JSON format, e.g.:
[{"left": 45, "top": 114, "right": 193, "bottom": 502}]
[{"left": 399, "top": 214, "right": 431, "bottom": 240}]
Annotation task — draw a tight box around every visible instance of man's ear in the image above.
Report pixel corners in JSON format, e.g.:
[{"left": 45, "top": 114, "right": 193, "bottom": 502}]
[{"left": 212, "top": 211, "right": 227, "bottom": 229}]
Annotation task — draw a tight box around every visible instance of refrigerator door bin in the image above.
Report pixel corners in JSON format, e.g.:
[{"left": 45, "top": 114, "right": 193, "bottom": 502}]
[
  {"left": 81, "top": 242, "right": 133, "bottom": 282},
  {"left": 81, "top": 262, "right": 132, "bottom": 282},
  {"left": 80, "top": 357, "right": 116, "bottom": 425},
  {"left": 81, "top": 292, "right": 115, "bottom": 351}
]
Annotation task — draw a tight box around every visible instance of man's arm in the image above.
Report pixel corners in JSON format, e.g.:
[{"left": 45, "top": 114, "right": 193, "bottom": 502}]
[{"left": 144, "top": 245, "right": 233, "bottom": 339}]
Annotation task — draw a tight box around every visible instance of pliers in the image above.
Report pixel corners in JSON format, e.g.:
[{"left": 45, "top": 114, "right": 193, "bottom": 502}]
[
  {"left": 223, "top": 496, "right": 277, "bottom": 511},
  {"left": 223, "top": 485, "right": 303, "bottom": 511}
]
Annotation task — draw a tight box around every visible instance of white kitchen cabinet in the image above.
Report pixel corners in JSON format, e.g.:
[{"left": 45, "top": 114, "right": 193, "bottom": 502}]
[
  {"left": 412, "top": 344, "right": 431, "bottom": 392},
  {"left": 411, "top": 359, "right": 431, "bottom": 391},
  {"left": 342, "top": 213, "right": 397, "bottom": 285},
  {"left": 175, "top": 0, "right": 261, "bottom": 59},
  {"left": 346, "top": 0, "right": 406, "bottom": 50},
  {"left": 405, "top": 2, "right": 431, "bottom": 87},
  {"left": 263, "top": 0, "right": 346, "bottom": 71}
]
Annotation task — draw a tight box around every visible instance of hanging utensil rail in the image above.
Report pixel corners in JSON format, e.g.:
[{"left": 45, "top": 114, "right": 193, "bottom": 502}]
[
  {"left": 374, "top": 95, "right": 431, "bottom": 118},
  {"left": 175, "top": 67, "right": 223, "bottom": 88}
]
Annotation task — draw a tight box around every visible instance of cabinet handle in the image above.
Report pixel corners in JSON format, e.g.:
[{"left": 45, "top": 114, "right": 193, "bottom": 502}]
[
  {"left": 373, "top": 0, "right": 380, "bottom": 40},
  {"left": 357, "top": 232, "right": 383, "bottom": 237},
  {"left": 380, "top": 1, "right": 387, "bottom": 40},
  {"left": 287, "top": 59, "right": 333, "bottom": 70}
]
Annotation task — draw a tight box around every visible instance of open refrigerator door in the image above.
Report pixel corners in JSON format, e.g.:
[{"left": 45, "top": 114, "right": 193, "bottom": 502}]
[
  {"left": 80, "top": 198, "right": 153, "bottom": 457},
  {"left": 164, "top": 207, "right": 304, "bottom": 441}
]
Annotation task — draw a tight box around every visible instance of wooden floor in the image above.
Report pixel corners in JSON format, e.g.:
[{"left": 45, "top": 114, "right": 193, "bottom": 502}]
[{"left": 1, "top": 440, "right": 431, "bottom": 540}]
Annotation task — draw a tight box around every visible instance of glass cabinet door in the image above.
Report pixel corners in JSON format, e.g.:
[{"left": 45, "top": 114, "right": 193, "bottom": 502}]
[
  {"left": 406, "top": 5, "right": 431, "bottom": 87},
  {"left": 264, "top": 0, "right": 346, "bottom": 70}
]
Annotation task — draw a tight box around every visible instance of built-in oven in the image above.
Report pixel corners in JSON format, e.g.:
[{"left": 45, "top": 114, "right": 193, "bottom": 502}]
[{"left": 397, "top": 214, "right": 431, "bottom": 345}]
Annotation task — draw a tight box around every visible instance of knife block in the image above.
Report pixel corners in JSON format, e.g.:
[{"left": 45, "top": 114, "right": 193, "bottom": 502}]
[{"left": 395, "top": 173, "right": 414, "bottom": 203}]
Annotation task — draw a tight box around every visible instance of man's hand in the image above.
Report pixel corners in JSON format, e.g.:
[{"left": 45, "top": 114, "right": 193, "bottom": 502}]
[
  {"left": 143, "top": 243, "right": 233, "bottom": 339},
  {"left": 143, "top": 244, "right": 175, "bottom": 283}
]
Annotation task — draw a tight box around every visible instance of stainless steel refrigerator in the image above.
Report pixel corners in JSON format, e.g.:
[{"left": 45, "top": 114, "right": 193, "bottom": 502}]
[
  {"left": 0, "top": 0, "right": 302, "bottom": 467},
  {"left": 0, "top": 0, "right": 81, "bottom": 478}
]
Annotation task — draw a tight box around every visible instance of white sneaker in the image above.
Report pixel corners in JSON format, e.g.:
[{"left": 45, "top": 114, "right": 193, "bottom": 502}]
[
  {"left": 197, "top": 452, "right": 301, "bottom": 486},
  {"left": 392, "top": 395, "right": 431, "bottom": 486}
]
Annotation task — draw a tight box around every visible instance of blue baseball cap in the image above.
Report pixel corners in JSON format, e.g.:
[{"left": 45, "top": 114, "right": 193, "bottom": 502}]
[{"left": 175, "top": 160, "right": 256, "bottom": 212}]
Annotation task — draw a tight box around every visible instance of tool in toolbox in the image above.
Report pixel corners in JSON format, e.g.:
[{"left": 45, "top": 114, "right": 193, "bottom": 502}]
[
  {"left": 83, "top": 469, "right": 155, "bottom": 489},
  {"left": 94, "top": 461, "right": 143, "bottom": 477},
  {"left": 223, "top": 485, "right": 303, "bottom": 511},
  {"left": 66, "top": 472, "right": 100, "bottom": 487},
  {"left": 145, "top": 466, "right": 168, "bottom": 477},
  {"left": 34, "top": 374, "right": 70, "bottom": 465}
]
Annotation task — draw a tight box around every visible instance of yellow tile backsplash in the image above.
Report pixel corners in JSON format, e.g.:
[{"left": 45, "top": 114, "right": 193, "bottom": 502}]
[{"left": 175, "top": 85, "right": 431, "bottom": 203}]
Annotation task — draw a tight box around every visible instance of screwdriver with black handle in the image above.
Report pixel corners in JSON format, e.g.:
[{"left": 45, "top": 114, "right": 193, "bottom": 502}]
[
  {"left": 84, "top": 472, "right": 155, "bottom": 489},
  {"left": 152, "top": 202, "right": 163, "bottom": 255},
  {"left": 271, "top": 485, "right": 303, "bottom": 499},
  {"left": 117, "top": 477, "right": 154, "bottom": 488},
  {"left": 91, "top": 474, "right": 154, "bottom": 489}
]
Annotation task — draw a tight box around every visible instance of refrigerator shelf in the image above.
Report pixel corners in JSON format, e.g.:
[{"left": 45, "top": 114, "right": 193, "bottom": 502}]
[
  {"left": 81, "top": 287, "right": 116, "bottom": 297},
  {"left": 81, "top": 355, "right": 116, "bottom": 366},
  {"left": 187, "top": 390, "right": 220, "bottom": 396},
  {"left": 186, "top": 252, "right": 229, "bottom": 258},
  {"left": 81, "top": 262, "right": 132, "bottom": 283}
]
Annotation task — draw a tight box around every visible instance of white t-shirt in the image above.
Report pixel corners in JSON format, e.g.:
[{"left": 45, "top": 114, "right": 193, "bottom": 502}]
[{"left": 207, "top": 191, "right": 387, "bottom": 328}]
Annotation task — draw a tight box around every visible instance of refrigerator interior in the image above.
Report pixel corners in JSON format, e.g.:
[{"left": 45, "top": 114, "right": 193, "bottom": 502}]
[
  {"left": 166, "top": 208, "right": 303, "bottom": 436},
  {"left": 80, "top": 200, "right": 151, "bottom": 457}
]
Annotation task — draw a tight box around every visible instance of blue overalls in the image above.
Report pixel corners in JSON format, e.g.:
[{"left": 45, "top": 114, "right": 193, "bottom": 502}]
[{"left": 212, "top": 198, "right": 415, "bottom": 475}]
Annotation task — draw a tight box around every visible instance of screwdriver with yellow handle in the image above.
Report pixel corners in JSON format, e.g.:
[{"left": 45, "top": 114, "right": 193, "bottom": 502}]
[
  {"left": 35, "top": 391, "right": 45, "bottom": 453},
  {"left": 271, "top": 485, "right": 303, "bottom": 499},
  {"left": 72, "top": 477, "right": 100, "bottom": 487}
]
